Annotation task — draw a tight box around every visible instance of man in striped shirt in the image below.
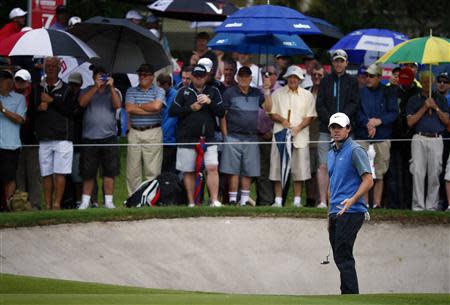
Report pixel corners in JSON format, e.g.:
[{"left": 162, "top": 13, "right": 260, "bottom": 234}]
[{"left": 125, "top": 64, "right": 165, "bottom": 195}]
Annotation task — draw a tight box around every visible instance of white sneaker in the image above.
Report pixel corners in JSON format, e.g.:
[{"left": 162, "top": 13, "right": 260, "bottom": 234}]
[
  {"left": 293, "top": 202, "right": 302, "bottom": 208},
  {"left": 317, "top": 202, "right": 327, "bottom": 209},
  {"left": 78, "top": 201, "right": 89, "bottom": 210},
  {"left": 271, "top": 202, "right": 282, "bottom": 208},
  {"left": 211, "top": 200, "right": 222, "bottom": 207},
  {"left": 188, "top": 203, "right": 195, "bottom": 208},
  {"left": 446, "top": 206, "right": 450, "bottom": 212},
  {"left": 104, "top": 202, "right": 116, "bottom": 209}
]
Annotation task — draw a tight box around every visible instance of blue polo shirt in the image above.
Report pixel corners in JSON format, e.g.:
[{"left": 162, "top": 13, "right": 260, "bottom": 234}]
[
  {"left": 222, "top": 85, "right": 264, "bottom": 137},
  {"left": 406, "top": 92, "right": 449, "bottom": 134},
  {"left": 327, "top": 137, "right": 371, "bottom": 215},
  {"left": 0, "top": 91, "right": 26, "bottom": 150},
  {"left": 125, "top": 84, "right": 166, "bottom": 127},
  {"left": 161, "top": 87, "right": 178, "bottom": 143}
]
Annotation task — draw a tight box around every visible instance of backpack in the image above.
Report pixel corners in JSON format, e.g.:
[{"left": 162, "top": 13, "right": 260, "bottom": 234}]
[
  {"left": 123, "top": 179, "right": 160, "bottom": 208},
  {"left": 157, "top": 172, "right": 184, "bottom": 206},
  {"left": 8, "top": 190, "right": 33, "bottom": 212}
]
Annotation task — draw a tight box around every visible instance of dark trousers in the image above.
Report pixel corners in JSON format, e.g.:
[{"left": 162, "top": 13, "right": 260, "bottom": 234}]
[
  {"left": 329, "top": 212, "right": 365, "bottom": 294},
  {"left": 256, "top": 141, "right": 274, "bottom": 205}
]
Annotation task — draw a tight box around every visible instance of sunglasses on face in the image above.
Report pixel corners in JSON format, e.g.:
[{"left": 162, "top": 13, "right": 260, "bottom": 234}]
[
  {"left": 438, "top": 80, "right": 449, "bottom": 84},
  {"left": 312, "top": 73, "right": 323, "bottom": 78},
  {"left": 368, "top": 74, "right": 378, "bottom": 78}
]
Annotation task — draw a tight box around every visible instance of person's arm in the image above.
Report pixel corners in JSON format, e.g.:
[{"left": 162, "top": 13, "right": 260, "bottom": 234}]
[
  {"left": 207, "top": 87, "right": 225, "bottom": 118},
  {"left": 79, "top": 86, "right": 98, "bottom": 108},
  {"left": 315, "top": 80, "right": 331, "bottom": 125},
  {"left": 406, "top": 99, "right": 428, "bottom": 128},
  {"left": 262, "top": 77, "right": 272, "bottom": 112},
  {"left": 169, "top": 89, "right": 195, "bottom": 118},
  {"left": 377, "top": 87, "right": 399, "bottom": 126},
  {"left": 0, "top": 100, "right": 25, "bottom": 125},
  {"left": 110, "top": 87, "right": 122, "bottom": 110},
  {"left": 220, "top": 114, "right": 227, "bottom": 138},
  {"left": 337, "top": 173, "right": 373, "bottom": 215},
  {"left": 343, "top": 76, "right": 360, "bottom": 117},
  {"left": 291, "top": 117, "right": 313, "bottom": 136},
  {"left": 49, "top": 86, "right": 76, "bottom": 117}
]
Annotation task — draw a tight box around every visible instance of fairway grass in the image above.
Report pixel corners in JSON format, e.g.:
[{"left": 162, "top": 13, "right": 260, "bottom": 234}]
[{"left": 1, "top": 274, "right": 449, "bottom": 305}]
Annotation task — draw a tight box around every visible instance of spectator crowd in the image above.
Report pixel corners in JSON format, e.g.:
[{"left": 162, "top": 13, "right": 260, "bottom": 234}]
[{"left": 1, "top": 6, "right": 450, "bottom": 212}]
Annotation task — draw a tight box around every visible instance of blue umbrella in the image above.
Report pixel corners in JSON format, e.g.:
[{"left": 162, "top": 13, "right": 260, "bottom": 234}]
[
  {"left": 208, "top": 32, "right": 313, "bottom": 56},
  {"left": 330, "top": 28, "right": 408, "bottom": 65},
  {"left": 274, "top": 128, "right": 292, "bottom": 192},
  {"left": 215, "top": 5, "right": 321, "bottom": 35},
  {"left": 301, "top": 16, "right": 343, "bottom": 48}
]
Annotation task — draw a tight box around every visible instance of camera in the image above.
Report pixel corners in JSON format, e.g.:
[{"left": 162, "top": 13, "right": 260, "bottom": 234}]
[{"left": 100, "top": 74, "right": 109, "bottom": 82}]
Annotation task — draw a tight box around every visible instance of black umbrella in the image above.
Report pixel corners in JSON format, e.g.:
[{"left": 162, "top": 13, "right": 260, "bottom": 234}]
[
  {"left": 301, "top": 16, "right": 343, "bottom": 49},
  {"left": 69, "top": 17, "right": 170, "bottom": 73},
  {"left": 147, "top": 0, "right": 238, "bottom": 21}
]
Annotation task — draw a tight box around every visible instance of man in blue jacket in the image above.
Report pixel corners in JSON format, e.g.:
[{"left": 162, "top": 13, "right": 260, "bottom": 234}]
[
  {"left": 355, "top": 64, "right": 398, "bottom": 208},
  {"left": 327, "top": 112, "right": 373, "bottom": 294}
]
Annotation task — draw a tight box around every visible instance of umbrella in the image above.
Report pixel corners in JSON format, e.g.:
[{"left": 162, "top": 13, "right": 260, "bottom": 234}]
[
  {"left": 274, "top": 126, "right": 293, "bottom": 192},
  {"left": 0, "top": 28, "right": 98, "bottom": 60},
  {"left": 148, "top": 0, "right": 238, "bottom": 21},
  {"left": 194, "top": 135, "right": 207, "bottom": 205},
  {"left": 69, "top": 17, "right": 170, "bottom": 73},
  {"left": 208, "top": 32, "right": 313, "bottom": 56},
  {"left": 377, "top": 31, "right": 450, "bottom": 98},
  {"left": 215, "top": 4, "right": 321, "bottom": 35},
  {"left": 330, "top": 28, "right": 408, "bottom": 65},
  {"left": 301, "top": 16, "right": 343, "bottom": 48}
]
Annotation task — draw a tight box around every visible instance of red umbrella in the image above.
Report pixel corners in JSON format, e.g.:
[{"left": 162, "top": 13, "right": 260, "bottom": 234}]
[{"left": 194, "top": 136, "right": 207, "bottom": 205}]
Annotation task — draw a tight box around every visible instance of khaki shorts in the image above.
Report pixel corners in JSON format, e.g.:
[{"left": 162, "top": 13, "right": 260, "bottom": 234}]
[
  {"left": 176, "top": 145, "right": 218, "bottom": 172},
  {"left": 358, "top": 140, "right": 391, "bottom": 180},
  {"left": 269, "top": 142, "right": 311, "bottom": 181}
]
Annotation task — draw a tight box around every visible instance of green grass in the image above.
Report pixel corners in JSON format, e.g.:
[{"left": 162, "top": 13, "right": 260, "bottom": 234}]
[
  {"left": 1, "top": 274, "right": 449, "bottom": 305},
  {"left": 1, "top": 206, "right": 449, "bottom": 229}
]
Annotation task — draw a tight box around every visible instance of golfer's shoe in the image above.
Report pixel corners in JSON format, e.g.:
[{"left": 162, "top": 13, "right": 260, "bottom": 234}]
[
  {"left": 271, "top": 202, "right": 282, "bottom": 208},
  {"left": 77, "top": 201, "right": 89, "bottom": 210},
  {"left": 317, "top": 202, "right": 327, "bottom": 209},
  {"left": 447, "top": 206, "right": 450, "bottom": 212},
  {"left": 211, "top": 200, "right": 222, "bottom": 207},
  {"left": 188, "top": 203, "right": 195, "bottom": 208},
  {"left": 293, "top": 202, "right": 302, "bottom": 208},
  {"left": 104, "top": 202, "right": 116, "bottom": 209}
]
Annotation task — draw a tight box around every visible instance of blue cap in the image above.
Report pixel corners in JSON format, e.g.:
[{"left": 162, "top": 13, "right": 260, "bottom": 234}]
[{"left": 357, "top": 66, "right": 367, "bottom": 75}]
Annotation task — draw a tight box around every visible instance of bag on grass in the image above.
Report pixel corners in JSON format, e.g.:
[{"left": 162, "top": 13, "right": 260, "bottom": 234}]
[
  {"left": 123, "top": 179, "right": 160, "bottom": 208},
  {"left": 157, "top": 172, "right": 183, "bottom": 206}
]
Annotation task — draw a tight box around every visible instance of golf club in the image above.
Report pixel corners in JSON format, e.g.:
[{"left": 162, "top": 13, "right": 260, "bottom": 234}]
[{"left": 321, "top": 246, "right": 331, "bottom": 265}]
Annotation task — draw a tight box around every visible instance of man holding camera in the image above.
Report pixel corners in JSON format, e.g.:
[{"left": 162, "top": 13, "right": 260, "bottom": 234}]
[{"left": 77, "top": 66, "right": 122, "bottom": 209}]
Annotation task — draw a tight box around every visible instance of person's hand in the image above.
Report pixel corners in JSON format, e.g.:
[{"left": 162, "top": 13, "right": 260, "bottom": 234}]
[
  {"left": 367, "top": 118, "right": 381, "bottom": 129},
  {"left": 106, "top": 76, "right": 114, "bottom": 87},
  {"left": 197, "top": 94, "right": 210, "bottom": 104},
  {"left": 38, "top": 102, "right": 48, "bottom": 111},
  {"left": 190, "top": 101, "right": 202, "bottom": 112},
  {"left": 263, "top": 77, "right": 271, "bottom": 90},
  {"left": 291, "top": 125, "right": 302, "bottom": 137},
  {"left": 41, "top": 92, "right": 53, "bottom": 104},
  {"left": 368, "top": 126, "right": 376, "bottom": 138},
  {"left": 337, "top": 197, "right": 354, "bottom": 216},
  {"left": 425, "top": 97, "right": 438, "bottom": 110},
  {"left": 190, "top": 52, "right": 200, "bottom": 65},
  {"left": 281, "top": 119, "right": 291, "bottom": 129}
]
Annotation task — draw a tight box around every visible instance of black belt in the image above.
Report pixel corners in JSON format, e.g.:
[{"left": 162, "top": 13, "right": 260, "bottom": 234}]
[
  {"left": 417, "top": 132, "right": 440, "bottom": 138},
  {"left": 131, "top": 124, "right": 161, "bottom": 131}
]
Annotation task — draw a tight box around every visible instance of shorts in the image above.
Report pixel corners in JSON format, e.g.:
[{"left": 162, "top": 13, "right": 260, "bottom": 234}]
[
  {"left": 358, "top": 140, "right": 391, "bottom": 179},
  {"left": 80, "top": 137, "right": 120, "bottom": 179},
  {"left": 220, "top": 135, "right": 260, "bottom": 177},
  {"left": 176, "top": 145, "right": 218, "bottom": 172},
  {"left": 269, "top": 142, "right": 311, "bottom": 181},
  {"left": 317, "top": 132, "right": 331, "bottom": 166},
  {"left": 39, "top": 141, "right": 73, "bottom": 176},
  {"left": 0, "top": 148, "right": 20, "bottom": 183}
]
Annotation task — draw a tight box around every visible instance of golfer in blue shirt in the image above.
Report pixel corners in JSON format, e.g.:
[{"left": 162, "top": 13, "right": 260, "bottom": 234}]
[{"left": 327, "top": 112, "right": 373, "bottom": 294}]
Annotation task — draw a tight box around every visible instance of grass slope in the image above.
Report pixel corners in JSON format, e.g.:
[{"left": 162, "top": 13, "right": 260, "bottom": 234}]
[
  {"left": 1, "top": 274, "right": 449, "bottom": 305},
  {"left": 1, "top": 206, "right": 449, "bottom": 229}
]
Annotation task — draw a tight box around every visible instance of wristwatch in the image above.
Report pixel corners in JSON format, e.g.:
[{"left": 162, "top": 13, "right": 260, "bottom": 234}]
[{"left": 1, "top": 108, "right": 6, "bottom": 113}]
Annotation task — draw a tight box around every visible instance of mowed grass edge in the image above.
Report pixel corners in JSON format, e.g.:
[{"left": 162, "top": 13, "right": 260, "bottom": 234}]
[
  {"left": 1, "top": 274, "right": 449, "bottom": 305},
  {"left": 1, "top": 206, "right": 450, "bottom": 228}
]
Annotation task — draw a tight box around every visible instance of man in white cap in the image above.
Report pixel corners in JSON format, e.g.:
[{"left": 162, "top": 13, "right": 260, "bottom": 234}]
[
  {"left": 268, "top": 65, "right": 317, "bottom": 207},
  {"left": 0, "top": 8, "right": 27, "bottom": 40},
  {"left": 327, "top": 112, "right": 373, "bottom": 295},
  {"left": 126, "top": 10, "right": 143, "bottom": 25},
  {"left": 198, "top": 57, "right": 225, "bottom": 94}
]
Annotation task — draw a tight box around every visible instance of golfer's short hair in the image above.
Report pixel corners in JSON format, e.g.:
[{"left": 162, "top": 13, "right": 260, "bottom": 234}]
[
  {"left": 196, "top": 32, "right": 210, "bottom": 41},
  {"left": 313, "top": 62, "right": 324, "bottom": 71},
  {"left": 181, "top": 65, "right": 193, "bottom": 74},
  {"left": 223, "top": 57, "right": 237, "bottom": 70},
  {"left": 419, "top": 71, "right": 435, "bottom": 84},
  {"left": 44, "top": 56, "right": 60, "bottom": 69}
]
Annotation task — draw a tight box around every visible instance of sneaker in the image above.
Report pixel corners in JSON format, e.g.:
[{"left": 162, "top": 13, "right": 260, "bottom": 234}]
[
  {"left": 317, "top": 202, "right": 327, "bottom": 209},
  {"left": 78, "top": 201, "right": 89, "bottom": 210},
  {"left": 271, "top": 202, "right": 282, "bottom": 208},
  {"left": 188, "top": 203, "right": 195, "bottom": 208},
  {"left": 247, "top": 197, "right": 256, "bottom": 207},
  {"left": 293, "top": 202, "right": 302, "bottom": 208},
  {"left": 211, "top": 200, "right": 222, "bottom": 207},
  {"left": 104, "top": 202, "right": 116, "bottom": 209},
  {"left": 447, "top": 206, "right": 450, "bottom": 212}
]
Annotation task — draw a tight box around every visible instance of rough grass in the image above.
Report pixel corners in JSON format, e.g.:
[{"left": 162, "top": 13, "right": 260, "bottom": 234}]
[
  {"left": 1, "top": 274, "right": 449, "bottom": 305},
  {"left": 1, "top": 206, "right": 449, "bottom": 229}
]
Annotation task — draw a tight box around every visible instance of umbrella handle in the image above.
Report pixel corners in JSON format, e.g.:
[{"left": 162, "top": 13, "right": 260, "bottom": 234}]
[{"left": 287, "top": 110, "right": 291, "bottom": 123}]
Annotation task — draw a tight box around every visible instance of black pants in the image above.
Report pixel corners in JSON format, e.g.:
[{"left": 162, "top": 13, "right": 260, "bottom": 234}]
[{"left": 329, "top": 212, "right": 365, "bottom": 294}]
